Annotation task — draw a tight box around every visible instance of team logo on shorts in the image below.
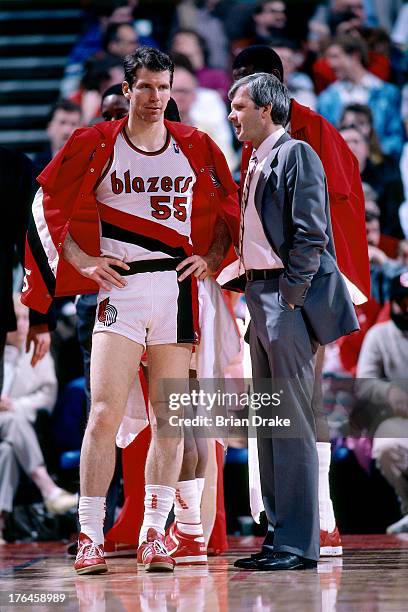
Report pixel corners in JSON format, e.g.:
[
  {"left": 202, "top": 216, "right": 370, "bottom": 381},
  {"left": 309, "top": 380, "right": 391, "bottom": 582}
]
[
  {"left": 207, "top": 166, "right": 221, "bottom": 188},
  {"left": 97, "top": 298, "right": 118, "bottom": 327}
]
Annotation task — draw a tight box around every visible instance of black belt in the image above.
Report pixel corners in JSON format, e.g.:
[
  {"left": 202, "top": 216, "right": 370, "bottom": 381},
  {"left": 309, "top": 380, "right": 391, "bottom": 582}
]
[
  {"left": 245, "top": 268, "right": 284, "bottom": 281},
  {"left": 112, "top": 257, "right": 183, "bottom": 276}
]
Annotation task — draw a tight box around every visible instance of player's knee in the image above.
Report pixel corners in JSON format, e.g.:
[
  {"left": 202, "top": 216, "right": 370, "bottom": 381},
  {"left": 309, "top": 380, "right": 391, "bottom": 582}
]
[{"left": 88, "top": 400, "right": 120, "bottom": 434}]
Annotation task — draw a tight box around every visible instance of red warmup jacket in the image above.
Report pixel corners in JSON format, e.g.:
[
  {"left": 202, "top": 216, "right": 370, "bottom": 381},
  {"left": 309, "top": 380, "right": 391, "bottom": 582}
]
[
  {"left": 22, "top": 117, "right": 239, "bottom": 314},
  {"left": 241, "top": 99, "right": 370, "bottom": 302}
]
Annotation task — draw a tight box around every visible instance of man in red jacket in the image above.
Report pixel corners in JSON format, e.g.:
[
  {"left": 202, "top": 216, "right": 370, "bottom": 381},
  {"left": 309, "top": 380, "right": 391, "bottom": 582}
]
[
  {"left": 231, "top": 45, "right": 370, "bottom": 566},
  {"left": 22, "top": 47, "right": 239, "bottom": 575}
]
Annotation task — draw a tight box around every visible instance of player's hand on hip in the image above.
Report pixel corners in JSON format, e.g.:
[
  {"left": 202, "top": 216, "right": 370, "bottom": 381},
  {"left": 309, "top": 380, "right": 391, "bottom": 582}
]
[
  {"left": 76, "top": 254, "right": 130, "bottom": 290},
  {"left": 177, "top": 255, "right": 212, "bottom": 282}
]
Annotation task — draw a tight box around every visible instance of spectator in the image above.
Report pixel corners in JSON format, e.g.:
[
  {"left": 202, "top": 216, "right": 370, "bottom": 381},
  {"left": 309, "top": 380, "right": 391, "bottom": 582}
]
[
  {"left": 169, "top": 29, "right": 230, "bottom": 100},
  {"left": 2, "top": 297, "right": 57, "bottom": 424},
  {"left": 356, "top": 270, "right": 408, "bottom": 534},
  {"left": 251, "top": 0, "right": 289, "bottom": 43},
  {"left": 60, "top": 3, "right": 159, "bottom": 98},
  {"left": 70, "top": 56, "right": 125, "bottom": 126},
  {"left": 171, "top": 64, "right": 237, "bottom": 170},
  {"left": 317, "top": 34, "right": 405, "bottom": 159},
  {"left": 271, "top": 37, "right": 317, "bottom": 109},
  {"left": 0, "top": 409, "right": 77, "bottom": 543},
  {"left": 340, "top": 103, "right": 384, "bottom": 163},
  {"left": 339, "top": 125, "right": 405, "bottom": 238},
  {"left": 0, "top": 147, "right": 52, "bottom": 397},
  {"left": 33, "top": 100, "right": 82, "bottom": 176},
  {"left": 103, "top": 22, "right": 139, "bottom": 60},
  {"left": 173, "top": 0, "right": 230, "bottom": 70},
  {"left": 310, "top": 1, "right": 370, "bottom": 36}
]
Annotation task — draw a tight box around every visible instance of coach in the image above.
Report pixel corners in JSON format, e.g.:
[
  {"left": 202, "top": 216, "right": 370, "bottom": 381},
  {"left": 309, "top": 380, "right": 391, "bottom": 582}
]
[{"left": 228, "top": 73, "right": 358, "bottom": 570}]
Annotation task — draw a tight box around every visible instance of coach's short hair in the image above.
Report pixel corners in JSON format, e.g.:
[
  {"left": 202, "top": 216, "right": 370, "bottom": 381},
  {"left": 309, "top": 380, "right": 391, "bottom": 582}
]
[
  {"left": 228, "top": 72, "right": 290, "bottom": 126},
  {"left": 124, "top": 47, "right": 174, "bottom": 88}
]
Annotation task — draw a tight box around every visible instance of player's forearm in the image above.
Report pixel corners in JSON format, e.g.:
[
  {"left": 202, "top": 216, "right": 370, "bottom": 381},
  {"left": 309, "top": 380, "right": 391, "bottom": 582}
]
[
  {"left": 204, "top": 217, "right": 231, "bottom": 272},
  {"left": 61, "top": 232, "right": 89, "bottom": 271}
]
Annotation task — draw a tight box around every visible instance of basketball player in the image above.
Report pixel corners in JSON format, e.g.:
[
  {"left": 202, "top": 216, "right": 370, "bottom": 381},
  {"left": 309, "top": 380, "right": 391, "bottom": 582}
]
[{"left": 22, "top": 47, "right": 239, "bottom": 574}]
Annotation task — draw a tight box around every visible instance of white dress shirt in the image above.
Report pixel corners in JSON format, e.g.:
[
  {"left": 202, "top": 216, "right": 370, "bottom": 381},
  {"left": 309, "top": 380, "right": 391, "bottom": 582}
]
[{"left": 242, "top": 127, "right": 286, "bottom": 270}]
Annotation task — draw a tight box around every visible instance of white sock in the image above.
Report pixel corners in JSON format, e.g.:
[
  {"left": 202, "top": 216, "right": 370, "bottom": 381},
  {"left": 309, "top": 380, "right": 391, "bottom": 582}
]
[
  {"left": 78, "top": 496, "right": 105, "bottom": 545},
  {"left": 196, "top": 477, "right": 205, "bottom": 506},
  {"left": 139, "top": 485, "right": 175, "bottom": 545},
  {"left": 174, "top": 479, "right": 203, "bottom": 535},
  {"left": 317, "top": 442, "right": 336, "bottom": 532}
]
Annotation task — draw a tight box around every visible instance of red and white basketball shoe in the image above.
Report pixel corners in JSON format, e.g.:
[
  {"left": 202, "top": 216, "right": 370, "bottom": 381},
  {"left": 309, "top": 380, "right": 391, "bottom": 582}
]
[
  {"left": 320, "top": 527, "right": 343, "bottom": 556},
  {"left": 74, "top": 532, "right": 108, "bottom": 575},
  {"left": 165, "top": 522, "right": 208, "bottom": 565},
  {"left": 137, "top": 528, "right": 175, "bottom": 572},
  {"left": 104, "top": 540, "right": 138, "bottom": 558}
]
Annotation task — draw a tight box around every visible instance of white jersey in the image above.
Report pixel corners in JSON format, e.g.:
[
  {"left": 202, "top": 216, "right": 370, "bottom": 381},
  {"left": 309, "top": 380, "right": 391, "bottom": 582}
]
[{"left": 95, "top": 129, "right": 196, "bottom": 261}]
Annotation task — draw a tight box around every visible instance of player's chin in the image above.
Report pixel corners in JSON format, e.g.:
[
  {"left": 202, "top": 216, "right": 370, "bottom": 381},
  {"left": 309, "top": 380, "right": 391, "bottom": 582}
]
[{"left": 144, "top": 109, "right": 164, "bottom": 122}]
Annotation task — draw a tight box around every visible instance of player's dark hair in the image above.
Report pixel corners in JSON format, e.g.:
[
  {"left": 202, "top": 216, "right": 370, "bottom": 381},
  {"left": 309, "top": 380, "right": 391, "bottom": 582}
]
[
  {"left": 124, "top": 47, "right": 174, "bottom": 88},
  {"left": 232, "top": 45, "right": 284, "bottom": 82},
  {"left": 47, "top": 99, "right": 81, "bottom": 123}
]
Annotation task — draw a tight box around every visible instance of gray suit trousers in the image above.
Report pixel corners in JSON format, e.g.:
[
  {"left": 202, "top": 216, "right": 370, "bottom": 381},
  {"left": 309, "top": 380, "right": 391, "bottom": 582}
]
[{"left": 246, "top": 278, "right": 320, "bottom": 561}]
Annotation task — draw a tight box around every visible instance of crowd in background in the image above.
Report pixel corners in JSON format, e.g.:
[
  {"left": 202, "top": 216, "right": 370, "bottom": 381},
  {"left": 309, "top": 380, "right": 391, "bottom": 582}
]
[{"left": 2, "top": 0, "right": 408, "bottom": 543}]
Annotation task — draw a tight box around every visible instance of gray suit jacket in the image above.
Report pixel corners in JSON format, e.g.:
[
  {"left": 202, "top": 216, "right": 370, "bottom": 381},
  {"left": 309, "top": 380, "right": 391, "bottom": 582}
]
[{"left": 253, "top": 132, "right": 359, "bottom": 345}]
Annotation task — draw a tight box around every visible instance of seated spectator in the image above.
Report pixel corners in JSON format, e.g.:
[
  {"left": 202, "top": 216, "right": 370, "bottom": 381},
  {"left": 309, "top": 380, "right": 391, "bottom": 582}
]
[
  {"left": 340, "top": 102, "right": 384, "bottom": 163},
  {"left": 100, "top": 21, "right": 140, "bottom": 62},
  {"left": 0, "top": 298, "right": 75, "bottom": 543},
  {"left": 271, "top": 37, "right": 317, "bottom": 109},
  {"left": 2, "top": 297, "right": 57, "bottom": 424},
  {"left": 311, "top": 0, "right": 368, "bottom": 35},
  {"left": 251, "top": 0, "right": 289, "bottom": 44},
  {"left": 171, "top": 62, "right": 237, "bottom": 170},
  {"left": 0, "top": 411, "right": 78, "bottom": 543},
  {"left": 356, "top": 270, "right": 408, "bottom": 534},
  {"left": 339, "top": 125, "right": 404, "bottom": 238},
  {"left": 172, "top": 0, "right": 230, "bottom": 70},
  {"left": 169, "top": 29, "right": 230, "bottom": 100},
  {"left": 70, "top": 55, "right": 124, "bottom": 126},
  {"left": 317, "top": 34, "right": 405, "bottom": 159},
  {"left": 60, "top": 10, "right": 141, "bottom": 97},
  {"left": 33, "top": 100, "right": 82, "bottom": 176}
]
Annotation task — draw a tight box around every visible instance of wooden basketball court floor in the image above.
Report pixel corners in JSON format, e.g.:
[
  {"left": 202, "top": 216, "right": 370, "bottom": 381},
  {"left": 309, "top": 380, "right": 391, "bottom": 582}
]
[{"left": 1, "top": 535, "right": 408, "bottom": 611}]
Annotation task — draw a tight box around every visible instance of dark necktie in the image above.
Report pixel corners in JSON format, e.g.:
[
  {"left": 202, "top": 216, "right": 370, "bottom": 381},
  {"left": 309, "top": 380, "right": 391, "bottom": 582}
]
[{"left": 239, "top": 154, "right": 258, "bottom": 273}]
